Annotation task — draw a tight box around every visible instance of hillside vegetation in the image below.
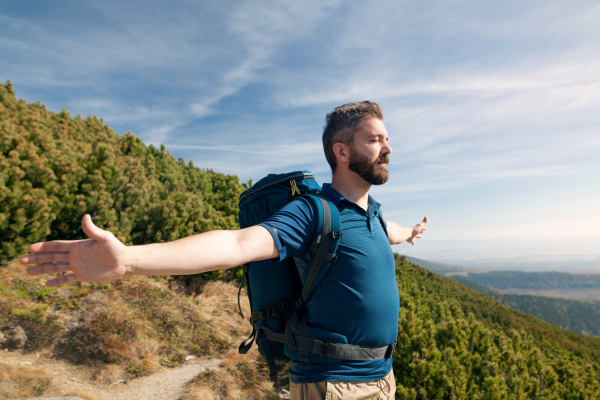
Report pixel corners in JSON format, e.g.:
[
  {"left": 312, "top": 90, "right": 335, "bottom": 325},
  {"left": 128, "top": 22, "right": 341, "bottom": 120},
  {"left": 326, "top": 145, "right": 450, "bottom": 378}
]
[
  {"left": 454, "top": 278, "right": 600, "bottom": 337},
  {"left": 0, "top": 81, "right": 244, "bottom": 282},
  {"left": 1, "top": 81, "right": 600, "bottom": 399},
  {"left": 395, "top": 256, "right": 600, "bottom": 398}
]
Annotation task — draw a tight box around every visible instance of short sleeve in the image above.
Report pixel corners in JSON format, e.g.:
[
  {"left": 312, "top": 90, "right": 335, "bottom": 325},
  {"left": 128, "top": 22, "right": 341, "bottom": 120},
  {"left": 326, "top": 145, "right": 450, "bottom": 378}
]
[{"left": 258, "top": 196, "right": 317, "bottom": 261}]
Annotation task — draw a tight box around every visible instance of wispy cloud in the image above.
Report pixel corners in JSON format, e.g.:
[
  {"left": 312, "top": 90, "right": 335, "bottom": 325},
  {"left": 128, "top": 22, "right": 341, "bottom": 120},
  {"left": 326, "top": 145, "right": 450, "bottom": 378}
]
[
  {"left": 2, "top": 0, "right": 599, "bottom": 265},
  {"left": 164, "top": 141, "right": 322, "bottom": 157}
]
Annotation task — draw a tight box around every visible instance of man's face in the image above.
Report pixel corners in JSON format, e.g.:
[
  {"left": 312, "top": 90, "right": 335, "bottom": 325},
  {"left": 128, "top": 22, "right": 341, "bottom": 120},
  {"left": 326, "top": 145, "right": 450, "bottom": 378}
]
[{"left": 348, "top": 118, "right": 392, "bottom": 185}]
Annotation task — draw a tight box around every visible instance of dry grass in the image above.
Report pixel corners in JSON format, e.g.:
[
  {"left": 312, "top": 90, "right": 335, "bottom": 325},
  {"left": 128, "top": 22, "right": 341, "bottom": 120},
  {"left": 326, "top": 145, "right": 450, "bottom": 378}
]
[
  {"left": 64, "top": 388, "right": 103, "bottom": 400},
  {"left": 1, "top": 259, "right": 280, "bottom": 398},
  {"left": 180, "top": 348, "right": 279, "bottom": 400},
  {"left": 93, "top": 363, "right": 126, "bottom": 385},
  {"left": 183, "top": 368, "right": 243, "bottom": 400},
  {"left": 0, "top": 362, "right": 53, "bottom": 399},
  {"left": 177, "top": 281, "right": 280, "bottom": 399}
]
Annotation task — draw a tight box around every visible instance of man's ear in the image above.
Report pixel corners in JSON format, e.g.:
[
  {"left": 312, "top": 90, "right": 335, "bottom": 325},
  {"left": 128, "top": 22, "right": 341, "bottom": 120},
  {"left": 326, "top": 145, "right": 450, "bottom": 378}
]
[{"left": 333, "top": 142, "right": 350, "bottom": 164}]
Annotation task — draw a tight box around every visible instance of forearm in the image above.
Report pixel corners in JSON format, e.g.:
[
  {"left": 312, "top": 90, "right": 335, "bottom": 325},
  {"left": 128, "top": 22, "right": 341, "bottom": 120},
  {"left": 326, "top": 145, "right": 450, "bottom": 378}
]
[
  {"left": 386, "top": 221, "right": 414, "bottom": 245},
  {"left": 125, "top": 226, "right": 277, "bottom": 276}
]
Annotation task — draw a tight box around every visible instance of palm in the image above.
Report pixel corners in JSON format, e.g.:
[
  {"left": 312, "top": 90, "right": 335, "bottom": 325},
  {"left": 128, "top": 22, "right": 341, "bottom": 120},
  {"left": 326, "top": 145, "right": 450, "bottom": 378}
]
[
  {"left": 20, "top": 215, "right": 128, "bottom": 287},
  {"left": 71, "top": 237, "right": 127, "bottom": 282}
]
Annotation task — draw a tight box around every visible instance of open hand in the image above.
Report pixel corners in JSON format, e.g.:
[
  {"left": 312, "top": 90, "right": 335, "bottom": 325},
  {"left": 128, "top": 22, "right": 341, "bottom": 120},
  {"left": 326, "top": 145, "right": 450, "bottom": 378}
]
[
  {"left": 407, "top": 216, "right": 428, "bottom": 245},
  {"left": 19, "top": 215, "right": 129, "bottom": 287}
]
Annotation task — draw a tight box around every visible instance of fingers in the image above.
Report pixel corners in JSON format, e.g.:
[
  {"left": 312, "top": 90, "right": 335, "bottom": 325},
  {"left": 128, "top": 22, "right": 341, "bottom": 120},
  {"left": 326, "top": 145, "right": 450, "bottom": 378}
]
[
  {"left": 24, "top": 215, "right": 102, "bottom": 255},
  {"left": 418, "top": 216, "right": 427, "bottom": 233},
  {"left": 20, "top": 251, "right": 69, "bottom": 265},
  {"left": 23, "top": 258, "right": 75, "bottom": 287},
  {"left": 27, "top": 262, "right": 70, "bottom": 276},
  {"left": 26, "top": 240, "right": 77, "bottom": 255},
  {"left": 45, "top": 273, "right": 76, "bottom": 288}
]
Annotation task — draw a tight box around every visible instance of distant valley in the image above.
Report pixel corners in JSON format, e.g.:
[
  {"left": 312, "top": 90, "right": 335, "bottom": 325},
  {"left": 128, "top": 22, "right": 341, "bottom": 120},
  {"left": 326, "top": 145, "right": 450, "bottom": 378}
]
[
  {"left": 404, "top": 255, "right": 600, "bottom": 301},
  {"left": 404, "top": 255, "right": 600, "bottom": 336}
]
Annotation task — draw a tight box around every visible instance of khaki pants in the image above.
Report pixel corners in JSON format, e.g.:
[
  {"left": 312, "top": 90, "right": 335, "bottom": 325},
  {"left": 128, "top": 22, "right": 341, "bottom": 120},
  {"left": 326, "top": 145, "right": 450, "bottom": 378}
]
[{"left": 289, "top": 369, "right": 395, "bottom": 400}]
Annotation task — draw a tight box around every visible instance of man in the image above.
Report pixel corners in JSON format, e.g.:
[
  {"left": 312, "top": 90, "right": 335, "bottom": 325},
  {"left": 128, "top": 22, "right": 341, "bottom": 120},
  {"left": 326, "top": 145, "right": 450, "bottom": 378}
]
[{"left": 20, "top": 101, "right": 427, "bottom": 400}]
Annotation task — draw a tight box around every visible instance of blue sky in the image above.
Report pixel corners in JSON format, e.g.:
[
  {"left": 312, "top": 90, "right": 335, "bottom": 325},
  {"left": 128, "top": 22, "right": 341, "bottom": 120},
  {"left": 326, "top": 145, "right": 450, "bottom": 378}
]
[{"left": 2, "top": 1, "right": 599, "bottom": 271}]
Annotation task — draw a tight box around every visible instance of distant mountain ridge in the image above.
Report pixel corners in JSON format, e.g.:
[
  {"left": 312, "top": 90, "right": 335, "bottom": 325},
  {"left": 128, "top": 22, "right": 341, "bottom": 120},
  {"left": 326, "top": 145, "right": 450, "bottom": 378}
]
[
  {"left": 404, "top": 255, "right": 483, "bottom": 275},
  {"left": 405, "top": 255, "right": 600, "bottom": 292}
]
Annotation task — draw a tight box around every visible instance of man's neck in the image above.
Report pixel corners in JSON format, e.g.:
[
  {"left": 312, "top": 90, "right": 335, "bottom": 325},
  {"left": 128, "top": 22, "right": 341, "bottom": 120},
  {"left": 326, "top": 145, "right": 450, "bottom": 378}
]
[{"left": 331, "top": 172, "right": 371, "bottom": 211}]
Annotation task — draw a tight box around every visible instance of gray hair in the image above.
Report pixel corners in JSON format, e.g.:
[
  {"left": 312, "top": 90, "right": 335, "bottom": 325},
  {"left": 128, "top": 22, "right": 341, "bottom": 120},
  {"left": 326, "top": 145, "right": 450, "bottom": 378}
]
[{"left": 322, "top": 101, "right": 383, "bottom": 172}]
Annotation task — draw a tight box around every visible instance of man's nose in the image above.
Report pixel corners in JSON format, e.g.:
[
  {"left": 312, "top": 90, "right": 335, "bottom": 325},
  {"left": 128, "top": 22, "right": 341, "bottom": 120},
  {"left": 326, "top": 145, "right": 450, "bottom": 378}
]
[{"left": 383, "top": 141, "right": 392, "bottom": 155}]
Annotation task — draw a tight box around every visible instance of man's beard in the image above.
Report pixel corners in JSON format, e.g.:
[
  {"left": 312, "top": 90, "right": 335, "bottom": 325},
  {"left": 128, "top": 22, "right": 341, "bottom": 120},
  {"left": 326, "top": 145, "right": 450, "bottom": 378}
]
[{"left": 348, "top": 147, "right": 389, "bottom": 185}]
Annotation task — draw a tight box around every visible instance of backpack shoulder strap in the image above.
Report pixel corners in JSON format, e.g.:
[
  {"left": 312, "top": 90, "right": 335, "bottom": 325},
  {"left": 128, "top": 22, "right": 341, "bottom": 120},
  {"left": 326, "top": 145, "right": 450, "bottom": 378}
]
[{"left": 296, "top": 193, "right": 341, "bottom": 307}]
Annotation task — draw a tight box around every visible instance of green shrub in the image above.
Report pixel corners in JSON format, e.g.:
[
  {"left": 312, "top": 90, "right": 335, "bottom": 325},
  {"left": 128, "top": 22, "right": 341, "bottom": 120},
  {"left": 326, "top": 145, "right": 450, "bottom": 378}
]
[{"left": 11, "top": 304, "right": 49, "bottom": 324}]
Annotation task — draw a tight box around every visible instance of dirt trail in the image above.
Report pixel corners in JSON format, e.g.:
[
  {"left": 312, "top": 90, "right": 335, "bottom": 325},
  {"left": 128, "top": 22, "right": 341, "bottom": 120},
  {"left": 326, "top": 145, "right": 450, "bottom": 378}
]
[{"left": 1, "top": 350, "right": 224, "bottom": 400}]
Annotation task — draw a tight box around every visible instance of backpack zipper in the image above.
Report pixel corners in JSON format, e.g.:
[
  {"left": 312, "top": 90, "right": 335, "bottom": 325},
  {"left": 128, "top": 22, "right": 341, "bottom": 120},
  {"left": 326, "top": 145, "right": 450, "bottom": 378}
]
[{"left": 239, "top": 172, "right": 314, "bottom": 202}]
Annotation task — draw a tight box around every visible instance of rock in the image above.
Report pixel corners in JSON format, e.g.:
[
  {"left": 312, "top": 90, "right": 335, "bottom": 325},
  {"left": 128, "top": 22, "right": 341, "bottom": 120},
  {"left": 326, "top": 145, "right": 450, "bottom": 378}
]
[
  {"left": 1, "top": 325, "right": 27, "bottom": 349},
  {"left": 81, "top": 291, "right": 108, "bottom": 308},
  {"left": 56, "top": 288, "right": 72, "bottom": 298},
  {"left": 80, "top": 291, "right": 109, "bottom": 322},
  {"left": 66, "top": 321, "right": 79, "bottom": 329}
]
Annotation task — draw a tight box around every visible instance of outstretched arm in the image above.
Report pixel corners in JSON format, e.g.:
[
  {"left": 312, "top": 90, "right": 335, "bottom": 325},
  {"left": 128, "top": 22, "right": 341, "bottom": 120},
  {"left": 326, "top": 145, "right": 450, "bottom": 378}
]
[
  {"left": 20, "top": 214, "right": 278, "bottom": 287},
  {"left": 386, "top": 216, "right": 428, "bottom": 246}
]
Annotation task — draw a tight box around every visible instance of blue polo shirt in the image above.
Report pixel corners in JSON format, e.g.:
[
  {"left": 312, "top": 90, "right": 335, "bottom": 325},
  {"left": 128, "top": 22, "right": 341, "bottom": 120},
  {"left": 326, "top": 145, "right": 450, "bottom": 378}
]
[{"left": 259, "top": 184, "right": 398, "bottom": 383}]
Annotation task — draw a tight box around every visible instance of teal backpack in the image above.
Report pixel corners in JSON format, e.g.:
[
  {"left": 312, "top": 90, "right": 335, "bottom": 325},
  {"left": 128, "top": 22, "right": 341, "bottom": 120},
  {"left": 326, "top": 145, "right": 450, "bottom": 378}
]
[{"left": 237, "top": 171, "right": 396, "bottom": 381}]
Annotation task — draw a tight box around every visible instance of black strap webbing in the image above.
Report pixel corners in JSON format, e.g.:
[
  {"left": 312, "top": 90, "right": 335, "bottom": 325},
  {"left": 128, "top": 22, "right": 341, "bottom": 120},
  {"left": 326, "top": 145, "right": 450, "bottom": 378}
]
[
  {"left": 238, "top": 327, "right": 256, "bottom": 355},
  {"left": 257, "top": 332, "right": 279, "bottom": 382},
  {"left": 263, "top": 331, "right": 396, "bottom": 361}
]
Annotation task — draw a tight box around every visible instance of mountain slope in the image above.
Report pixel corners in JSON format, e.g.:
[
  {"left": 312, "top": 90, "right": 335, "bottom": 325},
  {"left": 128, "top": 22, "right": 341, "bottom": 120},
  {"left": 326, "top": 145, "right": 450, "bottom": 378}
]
[
  {"left": 394, "top": 256, "right": 600, "bottom": 398},
  {"left": 454, "top": 278, "right": 600, "bottom": 337}
]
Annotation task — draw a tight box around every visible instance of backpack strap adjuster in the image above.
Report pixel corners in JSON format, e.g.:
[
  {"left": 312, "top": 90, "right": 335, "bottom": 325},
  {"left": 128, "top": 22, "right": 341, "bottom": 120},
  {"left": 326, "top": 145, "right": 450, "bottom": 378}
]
[
  {"left": 257, "top": 309, "right": 275, "bottom": 320},
  {"left": 278, "top": 299, "right": 293, "bottom": 311},
  {"left": 307, "top": 339, "right": 329, "bottom": 358},
  {"left": 294, "top": 297, "right": 305, "bottom": 310},
  {"left": 331, "top": 231, "right": 342, "bottom": 240},
  {"left": 384, "top": 340, "right": 397, "bottom": 359},
  {"left": 318, "top": 341, "right": 329, "bottom": 358}
]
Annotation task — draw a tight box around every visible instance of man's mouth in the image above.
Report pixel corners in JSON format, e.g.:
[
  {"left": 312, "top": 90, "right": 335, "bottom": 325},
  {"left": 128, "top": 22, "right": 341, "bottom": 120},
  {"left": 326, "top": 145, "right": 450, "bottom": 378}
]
[{"left": 377, "top": 155, "right": 389, "bottom": 166}]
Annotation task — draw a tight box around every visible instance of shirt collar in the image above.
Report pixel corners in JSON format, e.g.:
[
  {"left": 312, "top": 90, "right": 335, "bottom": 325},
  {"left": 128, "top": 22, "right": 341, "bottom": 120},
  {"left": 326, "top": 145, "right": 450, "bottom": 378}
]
[{"left": 321, "top": 183, "right": 382, "bottom": 211}]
